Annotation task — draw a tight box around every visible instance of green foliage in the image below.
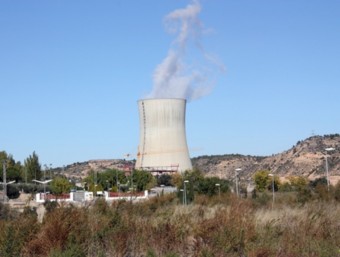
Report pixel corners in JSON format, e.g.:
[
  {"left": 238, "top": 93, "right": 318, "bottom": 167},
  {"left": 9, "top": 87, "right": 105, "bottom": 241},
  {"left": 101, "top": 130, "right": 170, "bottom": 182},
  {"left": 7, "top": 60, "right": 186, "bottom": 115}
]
[
  {"left": 83, "top": 169, "right": 127, "bottom": 192},
  {"left": 50, "top": 176, "right": 71, "bottom": 195},
  {"left": 88, "top": 183, "right": 104, "bottom": 194},
  {"left": 19, "top": 183, "right": 46, "bottom": 194},
  {"left": 177, "top": 169, "right": 230, "bottom": 203},
  {"left": 254, "top": 170, "right": 270, "bottom": 192},
  {"left": 0, "top": 205, "right": 38, "bottom": 257},
  {"left": 6, "top": 184, "right": 20, "bottom": 199},
  {"left": 44, "top": 200, "right": 58, "bottom": 213},
  {"left": 24, "top": 151, "right": 42, "bottom": 182},
  {"left": 0, "top": 151, "right": 23, "bottom": 182},
  {"left": 309, "top": 177, "right": 327, "bottom": 188},
  {"left": 196, "top": 176, "right": 229, "bottom": 197},
  {"left": 267, "top": 175, "right": 280, "bottom": 192},
  {"left": 0, "top": 193, "right": 339, "bottom": 256},
  {"left": 132, "top": 170, "right": 156, "bottom": 192},
  {"left": 157, "top": 174, "right": 173, "bottom": 186},
  {"left": 287, "top": 175, "right": 308, "bottom": 191},
  {"left": 297, "top": 186, "right": 312, "bottom": 203}
]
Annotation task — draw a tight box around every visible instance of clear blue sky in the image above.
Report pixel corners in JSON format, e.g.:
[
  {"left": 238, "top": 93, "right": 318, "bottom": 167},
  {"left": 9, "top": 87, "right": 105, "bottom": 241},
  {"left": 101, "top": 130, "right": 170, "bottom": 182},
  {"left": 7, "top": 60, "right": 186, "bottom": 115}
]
[{"left": 1, "top": 0, "right": 339, "bottom": 168}]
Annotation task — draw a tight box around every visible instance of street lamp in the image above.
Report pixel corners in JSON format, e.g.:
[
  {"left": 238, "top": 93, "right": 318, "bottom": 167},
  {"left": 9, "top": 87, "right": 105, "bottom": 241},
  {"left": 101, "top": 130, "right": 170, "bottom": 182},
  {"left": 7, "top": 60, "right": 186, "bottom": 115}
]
[
  {"left": 184, "top": 180, "right": 189, "bottom": 205},
  {"left": 325, "top": 147, "right": 335, "bottom": 191},
  {"left": 180, "top": 189, "right": 184, "bottom": 205},
  {"left": 235, "top": 168, "right": 242, "bottom": 197},
  {"left": 32, "top": 179, "right": 52, "bottom": 196},
  {"left": 268, "top": 174, "right": 275, "bottom": 208},
  {"left": 215, "top": 183, "right": 221, "bottom": 197}
]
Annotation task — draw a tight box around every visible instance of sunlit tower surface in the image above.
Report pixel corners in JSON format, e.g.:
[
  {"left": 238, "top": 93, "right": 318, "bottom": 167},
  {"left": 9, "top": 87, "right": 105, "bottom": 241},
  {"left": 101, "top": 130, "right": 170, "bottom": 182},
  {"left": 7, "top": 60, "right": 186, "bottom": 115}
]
[{"left": 135, "top": 98, "right": 192, "bottom": 173}]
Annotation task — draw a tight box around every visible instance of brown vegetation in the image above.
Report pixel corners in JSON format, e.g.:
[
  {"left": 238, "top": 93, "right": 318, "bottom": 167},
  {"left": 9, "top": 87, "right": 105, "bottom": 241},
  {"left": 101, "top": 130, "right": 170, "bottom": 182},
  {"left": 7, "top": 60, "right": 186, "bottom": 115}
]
[{"left": 1, "top": 187, "right": 340, "bottom": 257}]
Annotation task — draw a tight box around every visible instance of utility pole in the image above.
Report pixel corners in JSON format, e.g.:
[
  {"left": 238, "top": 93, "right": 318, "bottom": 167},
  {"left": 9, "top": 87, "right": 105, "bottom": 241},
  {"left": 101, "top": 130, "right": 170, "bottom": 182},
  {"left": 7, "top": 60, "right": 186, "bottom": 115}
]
[
  {"left": 1, "top": 161, "right": 15, "bottom": 203},
  {"left": 235, "top": 168, "right": 242, "bottom": 197},
  {"left": 24, "top": 166, "right": 27, "bottom": 184},
  {"left": 3, "top": 161, "right": 7, "bottom": 202},
  {"left": 325, "top": 148, "right": 335, "bottom": 191}
]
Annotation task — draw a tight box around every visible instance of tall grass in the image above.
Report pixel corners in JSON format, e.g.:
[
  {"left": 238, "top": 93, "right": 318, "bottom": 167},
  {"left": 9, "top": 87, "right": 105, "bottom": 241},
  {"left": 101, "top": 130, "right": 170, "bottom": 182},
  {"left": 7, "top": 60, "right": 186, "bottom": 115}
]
[{"left": 0, "top": 193, "right": 339, "bottom": 257}]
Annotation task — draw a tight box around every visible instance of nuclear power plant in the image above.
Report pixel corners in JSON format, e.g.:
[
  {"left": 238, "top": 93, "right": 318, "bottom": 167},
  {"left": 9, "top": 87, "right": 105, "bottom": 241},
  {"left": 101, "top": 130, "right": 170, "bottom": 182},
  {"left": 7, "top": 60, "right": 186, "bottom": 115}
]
[{"left": 135, "top": 98, "right": 192, "bottom": 173}]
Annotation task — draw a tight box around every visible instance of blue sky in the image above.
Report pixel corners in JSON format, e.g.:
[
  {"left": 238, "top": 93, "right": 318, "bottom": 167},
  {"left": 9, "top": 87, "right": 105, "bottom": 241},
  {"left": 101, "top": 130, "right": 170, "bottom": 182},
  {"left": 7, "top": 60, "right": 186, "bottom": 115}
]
[{"left": 1, "top": 0, "right": 339, "bottom": 168}]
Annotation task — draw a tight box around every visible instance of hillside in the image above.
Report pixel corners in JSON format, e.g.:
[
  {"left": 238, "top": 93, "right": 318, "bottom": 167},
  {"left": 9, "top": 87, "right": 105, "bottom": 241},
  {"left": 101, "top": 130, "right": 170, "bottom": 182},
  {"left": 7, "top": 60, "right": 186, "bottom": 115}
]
[
  {"left": 54, "top": 159, "right": 135, "bottom": 181},
  {"left": 58, "top": 134, "right": 340, "bottom": 185},
  {"left": 192, "top": 134, "right": 340, "bottom": 184}
]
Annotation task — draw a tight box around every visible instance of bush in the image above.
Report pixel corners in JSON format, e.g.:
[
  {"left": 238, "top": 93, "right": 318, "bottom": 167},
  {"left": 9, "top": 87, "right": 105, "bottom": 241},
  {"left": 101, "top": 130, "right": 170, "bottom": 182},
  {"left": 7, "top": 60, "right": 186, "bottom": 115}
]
[
  {"left": 6, "top": 184, "right": 20, "bottom": 199},
  {"left": 253, "top": 192, "right": 271, "bottom": 207},
  {"left": 309, "top": 177, "right": 327, "bottom": 188},
  {"left": 297, "top": 186, "right": 312, "bottom": 204},
  {"left": 334, "top": 182, "right": 340, "bottom": 202},
  {"left": 157, "top": 174, "right": 173, "bottom": 186}
]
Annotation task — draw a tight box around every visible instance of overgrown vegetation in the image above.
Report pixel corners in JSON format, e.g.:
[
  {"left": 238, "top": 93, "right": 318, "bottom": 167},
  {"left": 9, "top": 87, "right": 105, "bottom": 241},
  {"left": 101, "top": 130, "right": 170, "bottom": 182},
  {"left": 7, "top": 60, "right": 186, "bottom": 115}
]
[{"left": 1, "top": 189, "right": 339, "bottom": 257}]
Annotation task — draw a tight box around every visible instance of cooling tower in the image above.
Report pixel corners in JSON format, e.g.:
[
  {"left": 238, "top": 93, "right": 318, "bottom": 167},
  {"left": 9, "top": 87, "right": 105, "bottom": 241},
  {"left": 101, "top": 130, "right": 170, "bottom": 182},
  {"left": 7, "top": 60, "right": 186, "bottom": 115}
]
[{"left": 135, "top": 98, "right": 192, "bottom": 173}]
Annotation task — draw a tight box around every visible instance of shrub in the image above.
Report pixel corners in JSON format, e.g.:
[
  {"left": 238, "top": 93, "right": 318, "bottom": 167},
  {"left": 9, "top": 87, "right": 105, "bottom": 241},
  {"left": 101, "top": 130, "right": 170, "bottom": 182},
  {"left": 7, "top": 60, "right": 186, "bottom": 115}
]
[
  {"left": 157, "top": 174, "right": 173, "bottom": 186},
  {"left": 297, "top": 186, "right": 312, "bottom": 204},
  {"left": 334, "top": 182, "right": 340, "bottom": 202},
  {"left": 6, "top": 184, "right": 20, "bottom": 199},
  {"left": 254, "top": 170, "right": 270, "bottom": 192}
]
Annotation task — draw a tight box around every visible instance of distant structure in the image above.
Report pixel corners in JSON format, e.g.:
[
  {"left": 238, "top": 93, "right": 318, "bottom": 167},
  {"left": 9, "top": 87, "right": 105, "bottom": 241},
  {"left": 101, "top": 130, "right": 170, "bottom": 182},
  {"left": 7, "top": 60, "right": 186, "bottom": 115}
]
[{"left": 135, "top": 98, "right": 192, "bottom": 173}]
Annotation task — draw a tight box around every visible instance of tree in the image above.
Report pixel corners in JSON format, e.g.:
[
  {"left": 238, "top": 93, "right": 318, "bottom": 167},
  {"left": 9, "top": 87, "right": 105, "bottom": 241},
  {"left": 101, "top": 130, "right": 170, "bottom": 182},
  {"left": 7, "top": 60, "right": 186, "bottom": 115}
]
[
  {"left": 132, "top": 170, "right": 155, "bottom": 192},
  {"left": 197, "top": 176, "right": 216, "bottom": 196},
  {"left": 98, "top": 169, "right": 126, "bottom": 190},
  {"left": 24, "top": 151, "right": 42, "bottom": 182},
  {"left": 170, "top": 173, "right": 184, "bottom": 189},
  {"left": 309, "top": 177, "right": 327, "bottom": 189},
  {"left": 157, "top": 174, "right": 173, "bottom": 186},
  {"left": 6, "top": 184, "right": 20, "bottom": 199},
  {"left": 50, "top": 176, "right": 71, "bottom": 195},
  {"left": 0, "top": 152, "right": 23, "bottom": 182},
  {"left": 287, "top": 176, "right": 308, "bottom": 191},
  {"left": 254, "top": 170, "right": 270, "bottom": 192}
]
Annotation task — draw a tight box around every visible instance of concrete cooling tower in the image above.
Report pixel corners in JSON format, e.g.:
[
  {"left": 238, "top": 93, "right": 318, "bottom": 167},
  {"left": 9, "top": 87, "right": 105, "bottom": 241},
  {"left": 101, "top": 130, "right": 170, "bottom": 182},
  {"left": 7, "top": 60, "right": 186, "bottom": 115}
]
[{"left": 135, "top": 98, "right": 192, "bottom": 173}]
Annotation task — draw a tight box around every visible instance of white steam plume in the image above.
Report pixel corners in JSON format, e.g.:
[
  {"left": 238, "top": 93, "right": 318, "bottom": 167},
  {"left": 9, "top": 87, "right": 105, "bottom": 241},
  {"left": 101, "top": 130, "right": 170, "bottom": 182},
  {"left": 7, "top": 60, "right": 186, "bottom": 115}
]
[{"left": 147, "top": 0, "right": 224, "bottom": 101}]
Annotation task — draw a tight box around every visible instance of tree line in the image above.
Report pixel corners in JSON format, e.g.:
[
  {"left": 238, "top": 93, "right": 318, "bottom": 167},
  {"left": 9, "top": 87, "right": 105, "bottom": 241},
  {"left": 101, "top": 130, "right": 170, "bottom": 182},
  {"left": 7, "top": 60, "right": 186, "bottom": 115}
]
[{"left": 0, "top": 151, "right": 44, "bottom": 183}]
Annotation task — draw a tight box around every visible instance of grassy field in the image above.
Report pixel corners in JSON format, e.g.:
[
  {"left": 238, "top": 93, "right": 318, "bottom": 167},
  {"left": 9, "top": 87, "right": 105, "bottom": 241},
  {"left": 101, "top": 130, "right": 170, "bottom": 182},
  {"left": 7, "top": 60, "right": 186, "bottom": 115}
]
[{"left": 0, "top": 192, "right": 340, "bottom": 257}]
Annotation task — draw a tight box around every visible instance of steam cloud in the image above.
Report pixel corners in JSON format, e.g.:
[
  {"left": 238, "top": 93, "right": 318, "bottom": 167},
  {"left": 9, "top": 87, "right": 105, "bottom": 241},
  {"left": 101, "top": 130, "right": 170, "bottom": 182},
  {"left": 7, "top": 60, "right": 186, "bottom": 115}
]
[{"left": 147, "top": 0, "right": 224, "bottom": 101}]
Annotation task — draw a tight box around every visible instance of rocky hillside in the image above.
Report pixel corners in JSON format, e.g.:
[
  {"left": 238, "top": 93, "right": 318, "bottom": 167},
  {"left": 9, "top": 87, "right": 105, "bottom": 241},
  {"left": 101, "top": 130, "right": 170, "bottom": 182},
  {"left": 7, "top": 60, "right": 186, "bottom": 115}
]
[
  {"left": 57, "top": 134, "right": 339, "bottom": 185},
  {"left": 54, "top": 159, "right": 135, "bottom": 181},
  {"left": 192, "top": 134, "right": 340, "bottom": 185}
]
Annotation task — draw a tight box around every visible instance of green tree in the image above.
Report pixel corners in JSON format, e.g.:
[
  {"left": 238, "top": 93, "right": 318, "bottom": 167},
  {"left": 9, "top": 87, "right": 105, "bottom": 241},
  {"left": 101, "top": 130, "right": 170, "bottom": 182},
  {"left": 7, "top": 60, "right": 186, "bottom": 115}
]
[
  {"left": 157, "top": 174, "right": 173, "bottom": 186},
  {"left": 179, "top": 169, "right": 205, "bottom": 203},
  {"left": 97, "top": 169, "right": 127, "bottom": 190},
  {"left": 196, "top": 176, "right": 229, "bottom": 196},
  {"left": 0, "top": 152, "right": 23, "bottom": 182},
  {"left": 50, "top": 176, "right": 71, "bottom": 195},
  {"left": 24, "top": 151, "right": 42, "bottom": 182},
  {"left": 287, "top": 175, "right": 308, "bottom": 191},
  {"left": 132, "top": 170, "right": 155, "bottom": 192},
  {"left": 6, "top": 184, "right": 20, "bottom": 199},
  {"left": 254, "top": 170, "right": 270, "bottom": 192}
]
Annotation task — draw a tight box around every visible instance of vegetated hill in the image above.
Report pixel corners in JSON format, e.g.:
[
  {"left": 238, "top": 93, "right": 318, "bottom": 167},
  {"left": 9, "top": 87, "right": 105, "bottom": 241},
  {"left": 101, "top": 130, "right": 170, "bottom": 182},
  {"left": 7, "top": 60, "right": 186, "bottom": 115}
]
[
  {"left": 192, "top": 134, "right": 340, "bottom": 184},
  {"left": 58, "top": 134, "right": 339, "bottom": 185},
  {"left": 54, "top": 159, "right": 135, "bottom": 181}
]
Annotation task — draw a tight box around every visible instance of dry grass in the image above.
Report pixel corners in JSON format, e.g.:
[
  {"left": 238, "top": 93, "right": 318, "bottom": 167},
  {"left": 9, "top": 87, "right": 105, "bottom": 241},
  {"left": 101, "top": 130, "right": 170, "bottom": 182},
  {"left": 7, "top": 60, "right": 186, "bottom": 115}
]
[{"left": 1, "top": 194, "right": 340, "bottom": 257}]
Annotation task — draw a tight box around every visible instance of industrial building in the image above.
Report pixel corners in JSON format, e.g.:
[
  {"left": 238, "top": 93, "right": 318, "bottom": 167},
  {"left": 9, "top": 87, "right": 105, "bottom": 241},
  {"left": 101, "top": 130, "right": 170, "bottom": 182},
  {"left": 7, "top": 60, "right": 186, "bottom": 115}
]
[{"left": 135, "top": 98, "right": 192, "bottom": 173}]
